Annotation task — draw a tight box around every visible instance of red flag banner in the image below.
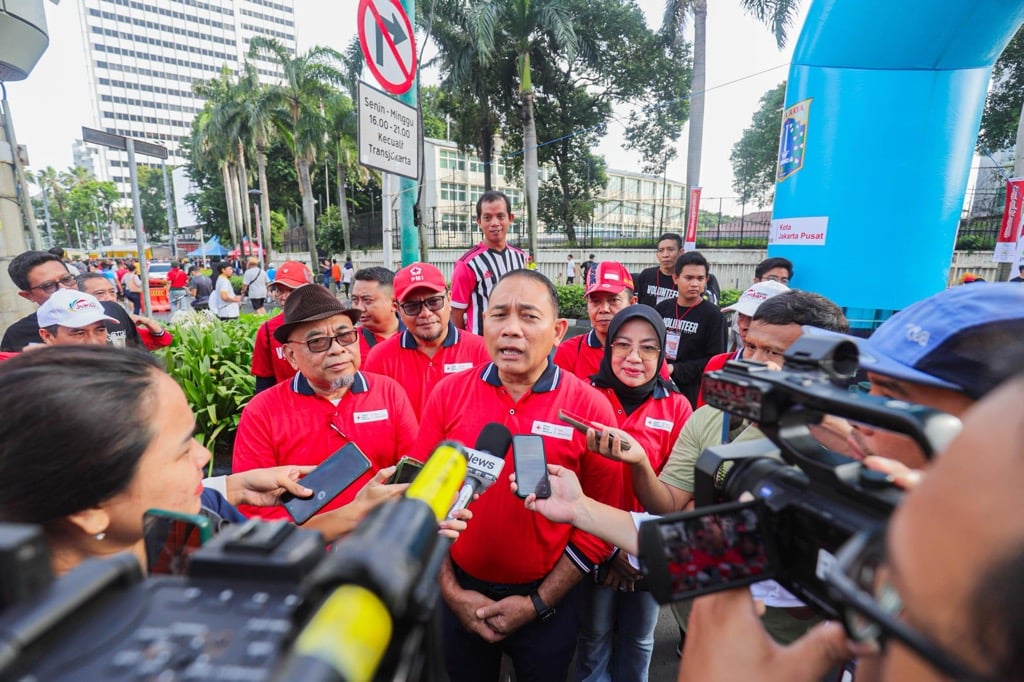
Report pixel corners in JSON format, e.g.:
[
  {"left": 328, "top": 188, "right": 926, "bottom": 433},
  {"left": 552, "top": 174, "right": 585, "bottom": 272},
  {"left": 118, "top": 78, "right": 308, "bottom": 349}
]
[
  {"left": 685, "top": 187, "right": 702, "bottom": 251},
  {"left": 993, "top": 177, "right": 1024, "bottom": 263}
]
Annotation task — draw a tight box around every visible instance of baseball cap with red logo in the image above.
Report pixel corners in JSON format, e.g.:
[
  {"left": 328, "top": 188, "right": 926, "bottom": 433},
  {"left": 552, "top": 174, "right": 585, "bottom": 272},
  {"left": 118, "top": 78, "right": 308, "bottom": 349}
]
[
  {"left": 585, "top": 262, "right": 635, "bottom": 296},
  {"left": 722, "top": 280, "right": 789, "bottom": 316},
  {"left": 272, "top": 260, "right": 315, "bottom": 290},
  {"left": 37, "top": 289, "right": 118, "bottom": 329},
  {"left": 394, "top": 263, "right": 447, "bottom": 301}
]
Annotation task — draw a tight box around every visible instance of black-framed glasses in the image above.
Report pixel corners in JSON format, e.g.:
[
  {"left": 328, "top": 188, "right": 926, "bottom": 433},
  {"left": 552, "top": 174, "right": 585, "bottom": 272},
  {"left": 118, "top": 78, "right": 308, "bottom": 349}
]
[
  {"left": 828, "top": 528, "right": 993, "bottom": 682},
  {"left": 398, "top": 294, "right": 445, "bottom": 316},
  {"left": 30, "top": 274, "right": 77, "bottom": 294},
  {"left": 610, "top": 341, "right": 661, "bottom": 361},
  {"left": 287, "top": 329, "right": 358, "bottom": 353}
]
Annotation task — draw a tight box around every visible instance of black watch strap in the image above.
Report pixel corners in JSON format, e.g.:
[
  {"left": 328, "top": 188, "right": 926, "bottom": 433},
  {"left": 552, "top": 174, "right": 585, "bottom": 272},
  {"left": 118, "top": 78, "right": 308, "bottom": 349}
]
[{"left": 529, "top": 591, "right": 556, "bottom": 621}]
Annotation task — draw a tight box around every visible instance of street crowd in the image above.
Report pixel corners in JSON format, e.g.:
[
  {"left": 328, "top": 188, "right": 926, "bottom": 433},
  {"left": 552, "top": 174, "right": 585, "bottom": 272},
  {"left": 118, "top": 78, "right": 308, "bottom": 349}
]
[{"left": 2, "top": 187, "right": 1024, "bottom": 682}]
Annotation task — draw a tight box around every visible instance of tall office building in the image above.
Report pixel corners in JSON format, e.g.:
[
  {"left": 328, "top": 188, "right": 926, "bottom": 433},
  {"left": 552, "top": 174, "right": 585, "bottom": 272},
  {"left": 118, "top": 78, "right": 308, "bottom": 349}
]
[{"left": 77, "top": 0, "right": 296, "bottom": 196}]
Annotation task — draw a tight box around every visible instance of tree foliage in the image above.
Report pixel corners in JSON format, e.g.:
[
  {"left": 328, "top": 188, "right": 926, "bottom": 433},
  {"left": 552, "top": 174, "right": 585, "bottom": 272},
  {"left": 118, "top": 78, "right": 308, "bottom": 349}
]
[
  {"left": 730, "top": 81, "right": 786, "bottom": 208},
  {"left": 979, "top": 26, "right": 1024, "bottom": 153}
]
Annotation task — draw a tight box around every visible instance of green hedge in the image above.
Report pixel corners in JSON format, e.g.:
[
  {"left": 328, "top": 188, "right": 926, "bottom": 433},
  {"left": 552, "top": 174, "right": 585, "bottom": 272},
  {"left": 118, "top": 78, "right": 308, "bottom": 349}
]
[
  {"left": 556, "top": 284, "right": 587, "bottom": 319},
  {"left": 156, "top": 312, "right": 265, "bottom": 474}
]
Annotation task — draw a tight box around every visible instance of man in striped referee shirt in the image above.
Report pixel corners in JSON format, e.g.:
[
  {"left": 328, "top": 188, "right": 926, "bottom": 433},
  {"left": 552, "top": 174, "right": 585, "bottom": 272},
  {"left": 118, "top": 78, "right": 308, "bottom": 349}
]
[{"left": 451, "top": 190, "right": 527, "bottom": 334}]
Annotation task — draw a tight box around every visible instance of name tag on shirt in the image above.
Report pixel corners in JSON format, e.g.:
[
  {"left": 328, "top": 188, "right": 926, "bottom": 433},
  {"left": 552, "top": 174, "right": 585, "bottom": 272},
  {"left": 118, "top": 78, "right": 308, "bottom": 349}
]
[
  {"left": 531, "top": 421, "right": 574, "bottom": 441},
  {"left": 444, "top": 362, "right": 474, "bottom": 374},
  {"left": 354, "top": 409, "right": 389, "bottom": 424},
  {"left": 645, "top": 417, "right": 674, "bottom": 432},
  {"left": 665, "top": 331, "right": 680, "bottom": 360}
]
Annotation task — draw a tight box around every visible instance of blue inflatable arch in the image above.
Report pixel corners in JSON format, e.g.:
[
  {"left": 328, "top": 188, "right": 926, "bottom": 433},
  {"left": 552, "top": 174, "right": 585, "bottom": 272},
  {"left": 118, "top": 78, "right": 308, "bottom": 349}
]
[{"left": 771, "top": 1, "right": 1024, "bottom": 328}]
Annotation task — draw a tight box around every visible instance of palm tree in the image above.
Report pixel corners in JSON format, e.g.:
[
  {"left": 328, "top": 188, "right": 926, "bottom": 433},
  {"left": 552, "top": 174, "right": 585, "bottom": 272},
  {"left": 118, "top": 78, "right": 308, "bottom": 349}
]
[
  {"left": 469, "top": 0, "right": 578, "bottom": 260},
  {"left": 664, "top": 0, "right": 800, "bottom": 218},
  {"left": 30, "top": 166, "right": 73, "bottom": 245},
  {"left": 220, "top": 62, "right": 286, "bottom": 265},
  {"left": 250, "top": 37, "right": 346, "bottom": 268},
  {"left": 323, "top": 91, "right": 372, "bottom": 261},
  {"left": 192, "top": 68, "right": 246, "bottom": 249}
]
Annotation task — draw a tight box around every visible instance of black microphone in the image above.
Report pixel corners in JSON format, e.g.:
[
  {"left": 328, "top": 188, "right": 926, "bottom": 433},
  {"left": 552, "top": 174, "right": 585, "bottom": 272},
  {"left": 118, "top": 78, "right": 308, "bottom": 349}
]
[{"left": 447, "top": 423, "right": 513, "bottom": 518}]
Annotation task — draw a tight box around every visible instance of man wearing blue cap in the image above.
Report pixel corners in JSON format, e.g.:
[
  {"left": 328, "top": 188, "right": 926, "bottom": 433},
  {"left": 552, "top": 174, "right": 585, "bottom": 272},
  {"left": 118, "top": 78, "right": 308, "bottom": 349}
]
[{"left": 846, "top": 282, "right": 1024, "bottom": 468}]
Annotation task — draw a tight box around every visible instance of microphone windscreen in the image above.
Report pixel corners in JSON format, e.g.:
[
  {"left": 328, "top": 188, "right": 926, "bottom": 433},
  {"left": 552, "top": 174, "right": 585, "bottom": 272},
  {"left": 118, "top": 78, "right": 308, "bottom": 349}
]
[{"left": 475, "top": 423, "right": 513, "bottom": 458}]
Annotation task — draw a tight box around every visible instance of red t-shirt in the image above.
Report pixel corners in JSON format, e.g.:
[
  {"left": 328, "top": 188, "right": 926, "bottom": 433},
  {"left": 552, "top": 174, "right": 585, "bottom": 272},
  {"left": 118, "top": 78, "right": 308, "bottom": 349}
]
[
  {"left": 167, "top": 267, "right": 188, "bottom": 288},
  {"left": 233, "top": 371, "right": 419, "bottom": 521},
  {"left": 362, "top": 323, "right": 489, "bottom": 418},
  {"left": 250, "top": 314, "right": 295, "bottom": 384},
  {"left": 415, "top": 362, "right": 622, "bottom": 583},
  {"left": 594, "top": 385, "right": 691, "bottom": 512}
]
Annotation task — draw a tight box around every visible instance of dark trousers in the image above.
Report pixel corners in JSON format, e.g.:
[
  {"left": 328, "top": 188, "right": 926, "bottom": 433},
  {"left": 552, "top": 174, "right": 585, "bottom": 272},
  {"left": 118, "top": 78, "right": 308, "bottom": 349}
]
[{"left": 442, "top": 578, "right": 581, "bottom": 682}]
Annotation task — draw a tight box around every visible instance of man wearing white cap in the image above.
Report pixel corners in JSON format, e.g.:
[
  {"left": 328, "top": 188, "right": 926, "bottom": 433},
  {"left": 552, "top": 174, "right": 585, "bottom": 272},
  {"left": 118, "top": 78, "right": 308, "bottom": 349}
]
[
  {"left": 37, "top": 289, "right": 118, "bottom": 346},
  {"left": 695, "top": 280, "right": 790, "bottom": 407}
]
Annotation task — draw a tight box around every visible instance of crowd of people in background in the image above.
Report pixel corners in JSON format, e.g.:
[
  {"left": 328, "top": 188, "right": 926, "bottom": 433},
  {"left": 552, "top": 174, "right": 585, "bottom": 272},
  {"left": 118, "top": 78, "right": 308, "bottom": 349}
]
[{"left": 3, "top": 188, "right": 1024, "bottom": 682}]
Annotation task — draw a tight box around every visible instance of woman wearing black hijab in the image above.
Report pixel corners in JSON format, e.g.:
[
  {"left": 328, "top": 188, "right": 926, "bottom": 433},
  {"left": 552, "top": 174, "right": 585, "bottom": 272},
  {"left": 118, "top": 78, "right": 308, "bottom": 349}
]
[{"left": 576, "top": 305, "right": 694, "bottom": 682}]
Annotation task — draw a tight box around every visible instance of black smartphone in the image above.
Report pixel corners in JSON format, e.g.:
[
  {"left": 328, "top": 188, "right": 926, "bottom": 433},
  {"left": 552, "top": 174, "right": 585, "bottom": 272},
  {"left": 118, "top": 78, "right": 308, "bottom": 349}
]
[
  {"left": 513, "top": 434, "right": 550, "bottom": 499},
  {"left": 281, "top": 442, "right": 372, "bottom": 525},
  {"left": 143, "top": 509, "right": 213, "bottom": 576},
  {"left": 558, "top": 409, "right": 630, "bottom": 451},
  {"left": 638, "top": 500, "right": 776, "bottom": 604},
  {"left": 387, "top": 455, "right": 425, "bottom": 484}
]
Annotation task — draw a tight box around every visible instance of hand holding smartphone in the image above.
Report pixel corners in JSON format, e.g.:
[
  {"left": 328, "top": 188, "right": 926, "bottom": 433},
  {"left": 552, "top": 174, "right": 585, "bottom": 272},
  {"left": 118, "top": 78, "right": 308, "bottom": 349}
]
[
  {"left": 281, "top": 442, "right": 372, "bottom": 524},
  {"left": 513, "top": 434, "right": 551, "bottom": 499},
  {"left": 559, "top": 409, "right": 631, "bottom": 451}
]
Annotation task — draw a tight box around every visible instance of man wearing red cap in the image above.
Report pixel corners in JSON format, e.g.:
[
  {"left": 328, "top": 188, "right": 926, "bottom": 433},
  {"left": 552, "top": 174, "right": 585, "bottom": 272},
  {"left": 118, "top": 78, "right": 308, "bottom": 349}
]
[
  {"left": 250, "top": 260, "right": 316, "bottom": 393},
  {"left": 363, "top": 263, "right": 489, "bottom": 418},
  {"left": 555, "top": 261, "right": 671, "bottom": 383}
]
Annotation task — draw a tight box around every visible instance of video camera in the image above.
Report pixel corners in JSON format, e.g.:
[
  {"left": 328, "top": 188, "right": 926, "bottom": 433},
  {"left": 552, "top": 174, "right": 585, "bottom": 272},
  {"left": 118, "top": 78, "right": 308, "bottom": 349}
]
[
  {"left": 0, "top": 442, "right": 470, "bottom": 682},
  {"left": 638, "top": 330, "right": 962, "bottom": 619}
]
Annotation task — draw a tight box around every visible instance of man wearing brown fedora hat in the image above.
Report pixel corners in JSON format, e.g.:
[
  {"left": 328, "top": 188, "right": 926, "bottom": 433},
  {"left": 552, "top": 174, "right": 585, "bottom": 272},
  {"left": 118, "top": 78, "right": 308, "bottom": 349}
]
[{"left": 232, "top": 284, "right": 419, "bottom": 534}]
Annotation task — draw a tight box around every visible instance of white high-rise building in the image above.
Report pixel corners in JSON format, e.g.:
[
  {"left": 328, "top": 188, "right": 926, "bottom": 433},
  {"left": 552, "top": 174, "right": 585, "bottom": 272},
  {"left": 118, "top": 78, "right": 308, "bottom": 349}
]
[{"left": 77, "top": 0, "right": 296, "bottom": 196}]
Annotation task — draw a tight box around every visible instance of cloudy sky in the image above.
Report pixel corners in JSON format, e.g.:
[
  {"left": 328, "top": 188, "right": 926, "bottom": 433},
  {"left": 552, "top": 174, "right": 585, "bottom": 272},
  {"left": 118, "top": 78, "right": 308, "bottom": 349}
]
[{"left": 7, "top": 0, "right": 808, "bottom": 215}]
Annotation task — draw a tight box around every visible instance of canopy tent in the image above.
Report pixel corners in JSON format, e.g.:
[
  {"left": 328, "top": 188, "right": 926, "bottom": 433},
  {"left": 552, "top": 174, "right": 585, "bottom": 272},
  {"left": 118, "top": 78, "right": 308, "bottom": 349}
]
[{"left": 187, "top": 236, "right": 228, "bottom": 257}]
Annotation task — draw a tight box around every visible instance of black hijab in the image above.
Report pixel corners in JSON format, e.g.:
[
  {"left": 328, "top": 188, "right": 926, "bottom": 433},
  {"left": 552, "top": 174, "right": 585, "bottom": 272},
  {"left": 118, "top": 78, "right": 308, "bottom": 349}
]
[{"left": 591, "top": 305, "right": 675, "bottom": 414}]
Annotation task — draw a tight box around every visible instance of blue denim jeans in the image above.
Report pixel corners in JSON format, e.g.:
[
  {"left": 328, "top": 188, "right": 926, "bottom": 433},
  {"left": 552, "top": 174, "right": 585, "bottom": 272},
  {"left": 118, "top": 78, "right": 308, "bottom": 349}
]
[{"left": 575, "top": 581, "right": 660, "bottom": 682}]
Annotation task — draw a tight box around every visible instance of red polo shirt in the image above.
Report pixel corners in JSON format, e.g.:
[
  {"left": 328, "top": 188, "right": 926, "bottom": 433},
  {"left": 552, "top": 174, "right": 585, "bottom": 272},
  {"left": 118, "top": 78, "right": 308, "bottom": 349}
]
[
  {"left": 250, "top": 314, "right": 295, "bottom": 384},
  {"left": 167, "top": 267, "right": 188, "bottom": 289},
  {"left": 233, "top": 371, "right": 418, "bottom": 521},
  {"left": 594, "top": 384, "right": 692, "bottom": 512},
  {"left": 363, "top": 322, "right": 489, "bottom": 418},
  {"left": 554, "top": 329, "right": 672, "bottom": 382},
  {"left": 415, "top": 362, "right": 622, "bottom": 583}
]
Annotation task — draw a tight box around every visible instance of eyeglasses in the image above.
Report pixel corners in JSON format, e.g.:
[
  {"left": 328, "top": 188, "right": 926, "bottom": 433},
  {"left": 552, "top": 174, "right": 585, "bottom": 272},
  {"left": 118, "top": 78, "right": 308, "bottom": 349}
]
[
  {"left": 30, "top": 274, "right": 78, "bottom": 294},
  {"left": 287, "top": 329, "right": 358, "bottom": 353},
  {"left": 763, "top": 274, "right": 790, "bottom": 285},
  {"left": 828, "top": 528, "right": 992, "bottom": 682},
  {"left": 610, "top": 341, "right": 661, "bottom": 360},
  {"left": 398, "top": 294, "right": 446, "bottom": 316}
]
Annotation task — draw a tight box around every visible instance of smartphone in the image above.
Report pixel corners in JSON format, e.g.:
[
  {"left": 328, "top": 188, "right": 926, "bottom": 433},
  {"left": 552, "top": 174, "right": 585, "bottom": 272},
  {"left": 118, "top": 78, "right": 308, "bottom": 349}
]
[
  {"left": 388, "top": 455, "right": 425, "bottom": 485},
  {"left": 513, "top": 434, "right": 550, "bottom": 499},
  {"left": 281, "top": 442, "right": 372, "bottom": 524},
  {"left": 143, "top": 509, "right": 213, "bottom": 576},
  {"left": 558, "top": 410, "right": 630, "bottom": 451},
  {"left": 638, "top": 500, "right": 776, "bottom": 604}
]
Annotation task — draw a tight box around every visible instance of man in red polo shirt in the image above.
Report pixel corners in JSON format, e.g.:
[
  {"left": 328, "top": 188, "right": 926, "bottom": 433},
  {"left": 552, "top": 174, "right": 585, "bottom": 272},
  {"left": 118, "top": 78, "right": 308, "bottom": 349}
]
[
  {"left": 555, "top": 261, "right": 671, "bottom": 384},
  {"left": 250, "top": 261, "right": 315, "bottom": 393},
  {"left": 415, "top": 269, "right": 623, "bottom": 682},
  {"left": 363, "top": 262, "right": 489, "bottom": 418},
  {"left": 233, "top": 285, "right": 418, "bottom": 536},
  {"left": 351, "top": 266, "right": 404, "bottom": 358}
]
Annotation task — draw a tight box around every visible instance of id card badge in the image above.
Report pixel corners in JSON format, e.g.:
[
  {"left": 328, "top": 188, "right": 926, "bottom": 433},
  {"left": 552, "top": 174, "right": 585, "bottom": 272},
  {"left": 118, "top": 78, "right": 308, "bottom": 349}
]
[{"left": 665, "top": 331, "right": 681, "bottom": 360}]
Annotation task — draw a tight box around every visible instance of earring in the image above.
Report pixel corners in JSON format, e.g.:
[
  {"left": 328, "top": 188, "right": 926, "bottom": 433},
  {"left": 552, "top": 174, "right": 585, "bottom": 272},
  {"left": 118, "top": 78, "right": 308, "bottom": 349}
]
[{"left": 94, "top": 532, "right": 106, "bottom": 541}]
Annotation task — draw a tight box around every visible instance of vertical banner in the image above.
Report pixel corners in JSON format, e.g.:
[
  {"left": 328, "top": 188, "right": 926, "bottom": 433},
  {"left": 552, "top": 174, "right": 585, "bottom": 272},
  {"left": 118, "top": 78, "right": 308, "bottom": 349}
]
[
  {"left": 994, "top": 177, "right": 1024, "bottom": 263},
  {"left": 685, "top": 187, "right": 701, "bottom": 251}
]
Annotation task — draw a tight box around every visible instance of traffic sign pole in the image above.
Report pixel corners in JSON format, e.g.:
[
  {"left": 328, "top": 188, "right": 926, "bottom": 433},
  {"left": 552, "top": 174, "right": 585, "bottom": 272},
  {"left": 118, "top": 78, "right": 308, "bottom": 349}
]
[
  {"left": 125, "top": 139, "right": 152, "bottom": 316},
  {"left": 397, "top": 0, "right": 418, "bottom": 267}
]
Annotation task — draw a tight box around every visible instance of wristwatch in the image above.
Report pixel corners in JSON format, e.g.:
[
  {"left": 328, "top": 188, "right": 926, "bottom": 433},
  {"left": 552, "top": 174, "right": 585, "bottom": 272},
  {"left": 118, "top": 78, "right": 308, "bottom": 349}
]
[{"left": 529, "top": 591, "right": 556, "bottom": 621}]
